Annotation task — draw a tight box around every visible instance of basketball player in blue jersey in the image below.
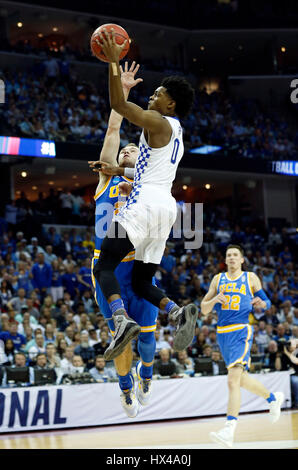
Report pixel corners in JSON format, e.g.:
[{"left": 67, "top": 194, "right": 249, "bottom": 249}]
[
  {"left": 92, "top": 29, "right": 198, "bottom": 363},
  {"left": 201, "top": 245, "right": 285, "bottom": 448},
  {"left": 89, "top": 61, "right": 158, "bottom": 418}
]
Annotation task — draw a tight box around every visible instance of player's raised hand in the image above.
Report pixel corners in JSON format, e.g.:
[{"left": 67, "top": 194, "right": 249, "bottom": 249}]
[
  {"left": 120, "top": 61, "right": 143, "bottom": 91},
  {"left": 251, "top": 296, "right": 266, "bottom": 309},
  {"left": 215, "top": 292, "right": 228, "bottom": 305}
]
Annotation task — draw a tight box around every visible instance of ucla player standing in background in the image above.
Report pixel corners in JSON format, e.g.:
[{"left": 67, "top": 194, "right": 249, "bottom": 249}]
[
  {"left": 89, "top": 61, "right": 158, "bottom": 418},
  {"left": 201, "top": 245, "right": 285, "bottom": 448}
]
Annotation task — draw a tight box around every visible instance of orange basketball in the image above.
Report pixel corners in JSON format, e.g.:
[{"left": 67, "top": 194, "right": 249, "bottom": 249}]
[{"left": 90, "top": 23, "right": 130, "bottom": 63}]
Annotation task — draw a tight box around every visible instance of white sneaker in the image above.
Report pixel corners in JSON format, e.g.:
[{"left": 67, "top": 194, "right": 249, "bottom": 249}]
[
  {"left": 268, "top": 391, "right": 285, "bottom": 423},
  {"left": 120, "top": 378, "right": 139, "bottom": 418},
  {"left": 136, "top": 361, "right": 152, "bottom": 406},
  {"left": 209, "top": 420, "right": 237, "bottom": 448}
]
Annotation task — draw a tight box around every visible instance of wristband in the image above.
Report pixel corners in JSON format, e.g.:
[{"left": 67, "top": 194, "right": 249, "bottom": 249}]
[
  {"left": 111, "top": 63, "right": 118, "bottom": 76},
  {"left": 254, "top": 289, "right": 271, "bottom": 310},
  {"left": 124, "top": 167, "right": 135, "bottom": 179}
]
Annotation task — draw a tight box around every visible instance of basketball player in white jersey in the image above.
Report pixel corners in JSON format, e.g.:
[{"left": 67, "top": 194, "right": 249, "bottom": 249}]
[{"left": 93, "top": 29, "right": 198, "bottom": 361}]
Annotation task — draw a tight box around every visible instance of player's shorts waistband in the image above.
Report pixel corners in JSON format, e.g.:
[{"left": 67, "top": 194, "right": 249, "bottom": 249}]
[
  {"left": 93, "top": 249, "right": 135, "bottom": 262},
  {"left": 217, "top": 324, "right": 248, "bottom": 334}
]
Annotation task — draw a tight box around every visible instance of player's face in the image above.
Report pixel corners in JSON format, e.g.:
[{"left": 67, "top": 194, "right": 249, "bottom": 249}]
[
  {"left": 118, "top": 145, "right": 138, "bottom": 168},
  {"left": 148, "top": 86, "right": 174, "bottom": 115},
  {"left": 225, "top": 248, "right": 244, "bottom": 270}
]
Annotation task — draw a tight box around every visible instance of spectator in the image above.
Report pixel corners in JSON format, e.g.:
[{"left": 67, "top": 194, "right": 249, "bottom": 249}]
[
  {"left": 0, "top": 280, "right": 14, "bottom": 310},
  {"left": 254, "top": 320, "right": 271, "bottom": 354},
  {"left": 0, "top": 338, "right": 15, "bottom": 365},
  {"left": 31, "top": 253, "right": 52, "bottom": 299},
  {"left": 276, "top": 339, "right": 298, "bottom": 409},
  {"left": 0, "top": 321, "right": 26, "bottom": 352},
  {"left": 2, "top": 351, "right": 34, "bottom": 386},
  {"left": 28, "top": 332, "right": 46, "bottom": 362},
  {"left": 202, "top": 344, "right": 213, "bottom": 358},
  {"left": 7, "top": 287, "right": 27, "bottom": 314},
  {"left": 89, "top": 355, "right": 116, "bottom": 382},
  {"left": 74, "top": 331, "right": 95, "bottom": 370},
  {"left": 154, "top": 329, "right": 172, "bottom": 357},
  {"left": 61, "top": 265, "right": 79, "bottom": 300},
  {"left": 153, "top": 349, "right": 177, "bottom": 377},
  {"left": 59, "top": 189, "right": 73, "bottom": 224},
  {"left": 58, "top": 345, "right": 75, "bottom": 379},
  {"left": 44, "top": 323, "right": 56, "bottom": 345},
  {"left": 45, "top": 343, "right": 61, "bottom": 369},
  {"left": 263, "top": 340, "right": 279, "bottom": 370},
  {"left": 56, "top": 337, "right": 68, "bottom": 358},
  {"left": 172, "top": 350, "right": 195, "bottom": 376},
  {"left": 93, "top": 330, "right": 110, "bottom": 355},
  {"left": 71, "top": 355, "right": 86, "bottom": 373},
  {"left": 211, "top": 350, "right": 224, "bottom": 376}
]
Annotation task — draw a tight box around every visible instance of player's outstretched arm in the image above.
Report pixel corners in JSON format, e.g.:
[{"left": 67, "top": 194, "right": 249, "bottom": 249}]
[
  {"left": 88, "top": 61, "right": 142, "bottom": 176},
  {"left": 200, "top": 274, "right": 227, "bottom": 315}
]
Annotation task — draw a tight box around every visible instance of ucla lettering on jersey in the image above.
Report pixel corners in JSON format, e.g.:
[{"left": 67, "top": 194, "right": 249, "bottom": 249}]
[{"left": 215, "top": 271, "right": 254, "bottom": 327}]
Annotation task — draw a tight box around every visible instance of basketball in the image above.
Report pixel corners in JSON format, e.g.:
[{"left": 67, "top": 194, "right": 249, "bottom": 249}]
[{"left": 90, "top": 23, "right": 130, "bottom": 63}]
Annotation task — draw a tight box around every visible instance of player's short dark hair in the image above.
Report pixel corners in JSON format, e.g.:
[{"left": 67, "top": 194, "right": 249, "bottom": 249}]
[
  {"left": 161, "top": 76, "right": 195, "bottom": 119},
  {"left": 226, "top": 244, "right": 244, "bottom": 256}
]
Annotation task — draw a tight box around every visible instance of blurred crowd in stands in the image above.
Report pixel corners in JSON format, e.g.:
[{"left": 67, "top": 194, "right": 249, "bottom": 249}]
[
  {"left": 1, "top": 55, "right": 297, "bottom": 159},
  {"left": 0, "top": 206, "right": 297, "bottom": 405}
]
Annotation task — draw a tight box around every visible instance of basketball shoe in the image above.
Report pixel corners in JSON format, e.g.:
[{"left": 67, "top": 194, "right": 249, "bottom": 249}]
[
  {"left": 104, "top": 310, "right": 141, "bottom": 361},
  {"left": 169, "top": 304, "right": 198, "bottom": 351},
  {"left": 268, "top": 391, "right": 285, "bottom": 423},
  {"left": 209, "top": 419, "right": 237, "bottom": 448},
  {"left": 136, "top": 361, "right": 152, "bottom": 406},
  {"left": 120, "top": 376, "right": 139, "bottom": 418}
]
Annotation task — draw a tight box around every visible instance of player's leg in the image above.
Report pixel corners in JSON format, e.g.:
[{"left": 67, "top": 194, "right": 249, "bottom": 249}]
[
  {"left": 240, "top": 371, "right": 285, "bottom": 423},
  {"left": 135, "top": 331, "right": 156, "bottom": 406},
  {"left": 131, "top": 259, "right": 198, "bottom": 351},
  {"left": 209, "top": 364, "right": 242, "bottom": 448},
  {"left": 114, "top": 343, "right": 139, "bottom": 418},
  {"left": 93, "top": 221, "right": 141, "bottom": 360},
  {"left": 210, "top": 329, "right": 246, "bottom": 448},
  {"left": 92, "top": 257, "right": 138, "bottom": 417}
]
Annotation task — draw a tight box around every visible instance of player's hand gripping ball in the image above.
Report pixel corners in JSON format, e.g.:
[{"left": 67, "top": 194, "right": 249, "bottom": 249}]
[{"left": 90, "top": 23, "right": 130, "bottom": 62}]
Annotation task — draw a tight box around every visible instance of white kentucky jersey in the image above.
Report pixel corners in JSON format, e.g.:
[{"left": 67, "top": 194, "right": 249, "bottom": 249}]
[{"left": 134, "top": 115, "right": 184, "bottom": 192}]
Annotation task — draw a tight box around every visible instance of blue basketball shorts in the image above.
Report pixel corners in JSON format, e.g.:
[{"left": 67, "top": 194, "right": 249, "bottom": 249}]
[
  {"left": 91, "top": 256, "right": 158, "bottom": 335},
  {"left": 216, "top": 324, "right": 254, "bottom": 371}
]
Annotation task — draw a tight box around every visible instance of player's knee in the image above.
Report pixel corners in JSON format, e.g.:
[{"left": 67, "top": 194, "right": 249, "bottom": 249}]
[{"left": 227, "top": 365, "right": 243, "bottom": 389}]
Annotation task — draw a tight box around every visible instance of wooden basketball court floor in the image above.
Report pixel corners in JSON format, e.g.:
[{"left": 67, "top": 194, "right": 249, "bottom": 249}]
[{"left": 0, "top": 409, "right": 297, "bottom": 449}]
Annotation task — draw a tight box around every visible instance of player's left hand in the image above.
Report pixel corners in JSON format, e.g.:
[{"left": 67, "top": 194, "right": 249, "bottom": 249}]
[
  {"left": 95, "top": 28, "right": 128, "bottom": 62},
  {"left": 251, "top": 296, "right": 266, "bottom": 309},
  {"left": 88, "top": 160, "right": 122, "bottom": 176}
]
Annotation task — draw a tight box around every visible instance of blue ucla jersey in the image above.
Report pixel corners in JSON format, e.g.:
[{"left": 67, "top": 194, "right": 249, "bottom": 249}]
[
  {"left": 93, "top": 175, "right": 135, "bottom": 281},
  {"left": 214, "top": 271, "right": 254, "bottom": 327}
]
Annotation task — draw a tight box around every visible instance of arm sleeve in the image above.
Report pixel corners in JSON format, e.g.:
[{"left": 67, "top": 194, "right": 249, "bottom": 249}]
[{"left": 254, "top": 289, "right": 271, "bottom": 310}]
